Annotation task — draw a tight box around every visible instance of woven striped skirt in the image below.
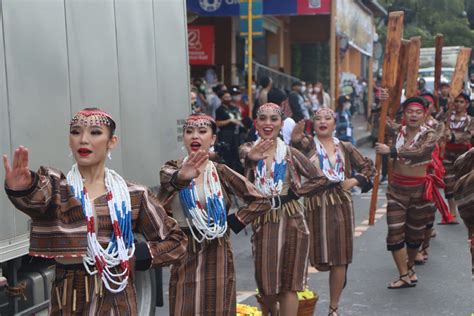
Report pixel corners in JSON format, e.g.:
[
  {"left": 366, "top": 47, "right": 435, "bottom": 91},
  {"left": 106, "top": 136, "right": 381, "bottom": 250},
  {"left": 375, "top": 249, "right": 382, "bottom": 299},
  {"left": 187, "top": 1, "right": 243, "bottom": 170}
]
[
  {"left": 50, "top": 264, "right": 137, "bottom": 316},
  {"left": 251, "top": 199, "right": 309, "bottom": 296},
  {"left": 443, "top": 148, "right": 468, "bottom": 199},
  {"left": 169, "top": 230, "right": 235, "bottom": 316},
  {"left": 305, "top": 187, "right": 354, "bottom": 270}
]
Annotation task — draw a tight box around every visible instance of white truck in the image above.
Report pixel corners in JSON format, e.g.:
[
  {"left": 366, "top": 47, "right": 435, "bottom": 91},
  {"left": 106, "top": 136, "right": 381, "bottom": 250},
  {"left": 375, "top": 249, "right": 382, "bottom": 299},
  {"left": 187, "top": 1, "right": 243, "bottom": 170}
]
[
  {"left": 418, "top": 46, "right": 462, "bottom": 91},
  {"left": 0, "top": 0, "right": 190, "bottom": 314}
]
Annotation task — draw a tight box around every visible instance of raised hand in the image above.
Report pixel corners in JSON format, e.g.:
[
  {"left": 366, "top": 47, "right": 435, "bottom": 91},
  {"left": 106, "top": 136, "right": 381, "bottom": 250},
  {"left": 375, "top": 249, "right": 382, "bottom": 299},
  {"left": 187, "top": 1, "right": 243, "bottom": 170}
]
[
  {"left": 291, "top": 121, "right": 306, "bottom": 143},
  {"left": 247, "top": 139, "right": 273, "bottom": 161},
  {"left": 3, "top": 146, "right": 33, "bottom": 191},
  {"left": 178, "top": 150, "right": 209, "bottom": 181}
]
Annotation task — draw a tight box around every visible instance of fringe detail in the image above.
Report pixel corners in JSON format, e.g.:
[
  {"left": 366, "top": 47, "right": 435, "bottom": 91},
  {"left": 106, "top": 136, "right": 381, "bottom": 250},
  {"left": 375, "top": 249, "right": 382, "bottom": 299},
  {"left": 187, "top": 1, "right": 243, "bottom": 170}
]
[
  {"left": 252, "top": 199, "right": 302, "bottom": 226},
  {"left": 305, "top": 190, "right": 351, "bottom": 210}
]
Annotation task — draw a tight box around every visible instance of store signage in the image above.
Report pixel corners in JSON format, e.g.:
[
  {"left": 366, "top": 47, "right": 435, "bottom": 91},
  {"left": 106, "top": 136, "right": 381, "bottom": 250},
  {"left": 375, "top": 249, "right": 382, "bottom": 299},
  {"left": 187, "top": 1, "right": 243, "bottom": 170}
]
[{"left": 187, "top": 25, "right": 215, "bottom": 65}]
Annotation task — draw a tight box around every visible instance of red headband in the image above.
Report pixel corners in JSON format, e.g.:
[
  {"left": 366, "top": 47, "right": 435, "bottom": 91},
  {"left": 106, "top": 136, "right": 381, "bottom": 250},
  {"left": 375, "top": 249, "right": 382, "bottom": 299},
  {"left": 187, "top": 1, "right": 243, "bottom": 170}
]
[
  {"left": 404, "top": 103, "right": 428, "bottom": 113},
  {"left": 422, "top": 95, "right": 434, "bottom": 105},
  {"left": 183, "top": 115, "right": 215, "bottom": 130},
  {"left": 315, "top": 107, "right": 336, "bottom": 118}
]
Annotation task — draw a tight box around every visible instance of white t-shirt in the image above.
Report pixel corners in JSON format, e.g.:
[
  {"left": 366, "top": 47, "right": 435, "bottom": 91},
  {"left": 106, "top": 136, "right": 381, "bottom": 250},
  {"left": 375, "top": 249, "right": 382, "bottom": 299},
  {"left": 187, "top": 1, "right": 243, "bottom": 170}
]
[{"left": 282, "top": 117, "right": 296, "bottom": 145}]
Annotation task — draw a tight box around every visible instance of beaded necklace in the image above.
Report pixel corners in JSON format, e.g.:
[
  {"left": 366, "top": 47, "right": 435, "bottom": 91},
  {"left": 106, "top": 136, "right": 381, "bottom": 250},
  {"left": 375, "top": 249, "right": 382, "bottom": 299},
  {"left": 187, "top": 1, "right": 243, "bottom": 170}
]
[
  {"left": 396, "top": 125, "right": 427, "bottom": 150},
  {"left": 67, "top": 164, "right": 134, "bottom": 294},
  {"left": 254, "top": 138, "right": 288, "bottom": 209},
  {"left": 179, "top": 161, "right": 227, "bottom": 242},
  {"left": 449, "top": 111, "right": 469, "bottom": 130},
  {"left": 314, "top": 136, "right": 345, "bottom": 183}
]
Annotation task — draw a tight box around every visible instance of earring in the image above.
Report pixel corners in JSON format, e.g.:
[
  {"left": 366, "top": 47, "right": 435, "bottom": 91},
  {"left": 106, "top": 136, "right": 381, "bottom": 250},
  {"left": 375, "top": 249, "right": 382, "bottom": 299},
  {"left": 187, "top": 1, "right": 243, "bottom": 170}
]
[
  {"left": 209, "top": 145, "right": 215, "bottom": 152},
  {"left": 107, "top": 151, "right": 112, "bottom": 160}
]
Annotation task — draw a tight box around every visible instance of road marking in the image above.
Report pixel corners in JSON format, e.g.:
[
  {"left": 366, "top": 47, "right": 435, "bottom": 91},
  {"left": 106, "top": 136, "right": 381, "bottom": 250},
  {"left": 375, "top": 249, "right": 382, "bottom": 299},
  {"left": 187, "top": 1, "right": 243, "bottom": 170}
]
[
  {"left": 375, "top": 208, "right": 386, "bottom": 214},
  {"left": 355, "top": 226, "right": 369, "bottom": 232},
  {"left": 308, "top": 266, "right": 319, "bottom": 274},
  {"left": 237, "top": 291, "right": 256, "bottom": 303}
]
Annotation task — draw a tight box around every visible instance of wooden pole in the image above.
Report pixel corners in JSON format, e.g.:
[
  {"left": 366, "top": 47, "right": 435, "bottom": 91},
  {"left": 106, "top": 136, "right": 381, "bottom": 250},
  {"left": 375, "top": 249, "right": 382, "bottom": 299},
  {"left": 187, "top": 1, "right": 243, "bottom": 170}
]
[
  {"left": 367, "top": 56, "right": 374, "bottom": 121},
  {"left": 433, "top": 34, "right": 444, "bottom": 112},
  {"left": 450, "top": 47, "right": 472, "bottom": 97},
  {"left": 247, "top": 0, "right": 254, "bottom": 116},
  {"left": 405, "top": 36, "right": 421, "bottom": 98},
  {"left": 329, "top": 0, "right": 337, "bottom": 107},
  {"left": 368, "top": 11, "right": 404, "bottom": 226},
  {"left": 334, "top": 37, "right": 340, "bottom": 108},
  {"left": 389, "top": 39, "right": 410, "bottom": 119}
]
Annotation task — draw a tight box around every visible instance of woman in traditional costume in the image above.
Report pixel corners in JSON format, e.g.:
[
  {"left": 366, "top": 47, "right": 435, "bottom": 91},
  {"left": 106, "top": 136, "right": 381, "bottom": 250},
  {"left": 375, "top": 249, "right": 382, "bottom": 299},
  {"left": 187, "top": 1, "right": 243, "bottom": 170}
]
[
  {"left": 158, "top": 113, "right": 271, "bottom": 316},
  {"left": 3, "top": 108, "right": 187, "bottom": 315},
  {"left": 239, "top": 103, "right": 326, "bottom": 316},
  {"left": 292, "top": 107, "right": 375, "bottom": 316}
]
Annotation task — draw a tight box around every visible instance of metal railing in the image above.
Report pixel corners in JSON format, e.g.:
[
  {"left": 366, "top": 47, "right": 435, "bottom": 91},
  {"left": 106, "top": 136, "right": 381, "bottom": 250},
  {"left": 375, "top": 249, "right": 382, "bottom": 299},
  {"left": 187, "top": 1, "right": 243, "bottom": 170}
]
[{"left": 253, "top": 61, "right": 301, "bottom": 92}]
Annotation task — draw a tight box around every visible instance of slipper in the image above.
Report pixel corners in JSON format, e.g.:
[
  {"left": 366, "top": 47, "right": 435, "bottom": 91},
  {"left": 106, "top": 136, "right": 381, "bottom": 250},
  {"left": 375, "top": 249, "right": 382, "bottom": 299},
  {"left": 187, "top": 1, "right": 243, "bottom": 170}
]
[{"left": 388, "top": 274, "right": 416, "bottom": 289}]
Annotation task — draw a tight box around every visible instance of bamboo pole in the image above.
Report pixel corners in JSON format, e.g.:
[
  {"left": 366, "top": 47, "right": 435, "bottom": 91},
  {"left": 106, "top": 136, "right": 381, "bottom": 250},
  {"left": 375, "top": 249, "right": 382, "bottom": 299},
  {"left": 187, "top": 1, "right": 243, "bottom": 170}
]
[
  {"left": 433, "top": 34, "right": 444, "bottom": 112},
  {"left": 368, "top": 11, "right": 404, "bottom": 226},
  {"left": 405, "top": 36, "right": 421, "bottom": 98}
]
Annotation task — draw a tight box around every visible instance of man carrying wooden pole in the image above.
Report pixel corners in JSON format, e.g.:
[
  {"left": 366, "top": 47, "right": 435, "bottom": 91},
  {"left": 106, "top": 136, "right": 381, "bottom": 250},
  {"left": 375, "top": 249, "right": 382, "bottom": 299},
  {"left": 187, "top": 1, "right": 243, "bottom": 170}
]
[{"left": 368, "top": 11, "right": 404, "bottom": 226}]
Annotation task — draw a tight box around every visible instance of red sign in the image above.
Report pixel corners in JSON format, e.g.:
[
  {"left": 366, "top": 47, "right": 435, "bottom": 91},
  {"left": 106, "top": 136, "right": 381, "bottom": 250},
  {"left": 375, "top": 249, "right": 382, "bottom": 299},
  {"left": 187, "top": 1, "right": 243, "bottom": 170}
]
[
  {"left": 297, "top": 0, "right": 331, "bottom": 15},
  {"left": 188, "top": 25, "right": 215, "bottom": 65}
]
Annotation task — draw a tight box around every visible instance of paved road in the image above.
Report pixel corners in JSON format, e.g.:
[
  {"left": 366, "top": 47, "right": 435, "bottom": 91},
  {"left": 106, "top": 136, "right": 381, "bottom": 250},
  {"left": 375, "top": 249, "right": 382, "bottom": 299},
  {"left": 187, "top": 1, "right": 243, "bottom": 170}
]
[{"left": 156, "top": 144, "right": 473, "bottom": 315}]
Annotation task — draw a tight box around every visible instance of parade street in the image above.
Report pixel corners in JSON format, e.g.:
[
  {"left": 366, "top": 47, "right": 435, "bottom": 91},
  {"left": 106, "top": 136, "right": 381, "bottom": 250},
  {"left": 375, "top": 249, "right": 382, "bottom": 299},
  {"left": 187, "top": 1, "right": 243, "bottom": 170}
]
[{"left": 156, "top": 144, "right": 473, "bottom": 316}]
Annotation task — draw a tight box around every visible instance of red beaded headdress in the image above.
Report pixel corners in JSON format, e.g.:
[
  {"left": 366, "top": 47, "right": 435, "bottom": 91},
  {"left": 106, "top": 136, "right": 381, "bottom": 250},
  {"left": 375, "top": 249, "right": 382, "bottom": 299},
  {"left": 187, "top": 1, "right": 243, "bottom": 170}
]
[
  {"left": 183, "top": 114, "right": 215, "bottom": 130},
  {"left": 315, "top": 107, "right": 336, "bottom": 118},
  {"left": 70, "top": 109, "right": 115, "bottom": 126},
  {"left": 256, "top": 103, "right": 283, "bottom": 117}
]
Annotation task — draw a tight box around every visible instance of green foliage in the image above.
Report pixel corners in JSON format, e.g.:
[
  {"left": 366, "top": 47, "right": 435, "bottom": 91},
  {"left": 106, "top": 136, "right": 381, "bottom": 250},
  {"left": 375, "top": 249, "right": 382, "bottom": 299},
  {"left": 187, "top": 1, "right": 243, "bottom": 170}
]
[{"left": 378, "top": 0, "right": 474, "bottom": 48}]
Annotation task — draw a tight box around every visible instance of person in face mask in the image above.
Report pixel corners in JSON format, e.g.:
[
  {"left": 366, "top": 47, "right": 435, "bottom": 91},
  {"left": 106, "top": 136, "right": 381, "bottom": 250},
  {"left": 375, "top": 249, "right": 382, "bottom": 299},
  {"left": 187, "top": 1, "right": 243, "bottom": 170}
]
[
  {"left": 335, "top": 95, "right": 355, "bottom": 144},
  {"left": 311, "top": 82, "right": 331, "bottom": 111}
]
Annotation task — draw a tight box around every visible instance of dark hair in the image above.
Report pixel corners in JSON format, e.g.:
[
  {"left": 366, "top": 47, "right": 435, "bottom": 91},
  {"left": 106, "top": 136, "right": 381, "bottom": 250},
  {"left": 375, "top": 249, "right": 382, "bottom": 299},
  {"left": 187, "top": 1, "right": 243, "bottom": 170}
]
[
  {"left": 212, "top": 84, "right": 225, "bottom": 94},
  {"left": 80, "top": 107, "right": 116, "bottom": 137},
  {"left": 291, "top": 81, "right": 303, "bottom": 88},
  {"left": 217, "top": 90, "right": 230, "bottom": 99},
  {"left": 401, "top": 96, "right": 429, "bottom": 110},
  {"left": 186, "top": 113, "right": 217, "bottom": 135},
  {"left": 456, "top": 92, "right": 470, "bottom": 103},
  {"left": 440, "top": 82, "right": 450, "bottom": 88},
  {"left": 267, "top": 88, "right": 287, "bottom": 106},
  {"left": 259, "top": 76, "right": 271, "bottom": 88}
]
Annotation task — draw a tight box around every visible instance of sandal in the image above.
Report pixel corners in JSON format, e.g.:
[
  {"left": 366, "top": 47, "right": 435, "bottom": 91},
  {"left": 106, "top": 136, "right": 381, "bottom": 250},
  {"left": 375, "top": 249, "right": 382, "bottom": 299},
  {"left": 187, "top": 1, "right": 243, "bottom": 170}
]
[
  {"left": 328, "top": 306, "right": 338, "bottom": 316},
  {"left": 408, "top": 266, "right": 418, "bottom": 283},
  {"left": 387, "top": 274, "right": 416, "bottom": 289}
]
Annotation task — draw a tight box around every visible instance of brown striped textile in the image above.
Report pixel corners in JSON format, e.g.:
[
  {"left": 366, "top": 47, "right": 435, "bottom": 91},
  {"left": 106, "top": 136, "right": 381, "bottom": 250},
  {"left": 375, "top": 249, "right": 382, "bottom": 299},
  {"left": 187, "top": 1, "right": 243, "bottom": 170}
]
[
  {"left": 5, "top": 166, "right": 188, "bottom": 315},
  {"left": 443, "top": 148, "right": 470, "bottom": 199},
  {"left": 386, "top": 182, "right": 435, "bottom": 251},
  {"left": 292, "top": 138, "right": 375, "bottom": 268},
  {"left": 159, "top": 160, "right": 271, "bottom": 316},
  {"left": 454, "top": 149, "right": 474, "bottom": 239},
  {"left": 251, "top": 200, "right": 309, "bottom": 296},
  {"left": 50, "top": 265, "right": 138, "bottom": 315},
  {"left": 169, "top": 231, "right": 235, "bottom": 315}
]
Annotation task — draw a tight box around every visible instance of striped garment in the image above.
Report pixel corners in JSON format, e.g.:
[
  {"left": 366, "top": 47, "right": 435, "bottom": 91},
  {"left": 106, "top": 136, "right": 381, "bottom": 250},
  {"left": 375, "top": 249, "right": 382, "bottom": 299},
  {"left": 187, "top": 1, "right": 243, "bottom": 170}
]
[
  {"left": 293, "top": 138, "right": 375, "bottom": 268},
  {"left": 5, "top": 166, "right": 188, "bottom": 315},
  {"left": 437, "top": 111, "right": 474, "bottom": 199},
  {"left": 159, "top": 160, "right": 271, "bottom": 316},
  {"left": 386, "top": 182, "right": 435, "bottom": 251},
  {"left": 241, "top": 144, "right": 328, "bottom": 295}
]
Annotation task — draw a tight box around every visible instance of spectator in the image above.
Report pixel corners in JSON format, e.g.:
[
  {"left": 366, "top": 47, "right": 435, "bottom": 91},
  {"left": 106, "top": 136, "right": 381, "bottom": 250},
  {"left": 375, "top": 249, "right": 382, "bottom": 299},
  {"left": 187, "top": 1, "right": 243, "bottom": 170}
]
[
  {"left": 439, "top": 82, "right": 451, "bottom": 112},
  {"left": 206, "top": 83, "right": 226, "bottom": 118},
  {"left": 254, "top": 76, "right": 273, "bottom": 118},
  {"left": 288, "top": 81, "right": 308, "bottom": 122},
  {"left": 416, "top": 77, "right": 428, "bottom": 95},
  {"left": 215, "top": 90, "right": 244, "bottom": 173},
  {"left": 192, "top": 78, "right": 209, "bottom": 112},
  {"left": 310, "top": 82, "right": 331, "bottom": 110},
  {"left": 301, "top": 81, "right": 313, "bottom": 117},
  {"left": 268, "top": 88, "right": 295, "bottom": 144},
  {"left": 335, "top": 95, "right": 354, "bottom": 144}
]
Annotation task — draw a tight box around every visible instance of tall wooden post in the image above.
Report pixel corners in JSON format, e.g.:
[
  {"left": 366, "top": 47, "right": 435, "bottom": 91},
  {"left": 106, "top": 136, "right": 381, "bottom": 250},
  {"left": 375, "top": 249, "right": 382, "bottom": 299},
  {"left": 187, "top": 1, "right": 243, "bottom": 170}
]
[
  {"left": 433, "top": 34, "right": 444, "bottom": 111},
  {"left": 247, "top": 0, "right": 254, "bottom": 116},
  {"left": 389, "top": 39, "right": 410, "bottom": 119},
  {"left": 450, "top": 47, "right": 472, "bottom": 97},
  {"left": 368, "top": 11, "right": 404, "bottom": 226},
  {"left": 405, "top": 36, "right": 422, "bottom": 98},
  {"left": 329, "top": 0, "right": 337, "bottom": 107}
]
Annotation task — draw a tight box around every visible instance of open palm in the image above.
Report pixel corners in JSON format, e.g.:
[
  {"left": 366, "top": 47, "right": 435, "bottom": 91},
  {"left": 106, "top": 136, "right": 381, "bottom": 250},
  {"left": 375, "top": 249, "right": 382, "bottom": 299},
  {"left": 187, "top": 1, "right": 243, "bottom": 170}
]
[
  {"left": 178, "top": 150, "right": 209, "bottom": 181},
  {"left": 3, "top": 146, "right": 33, "bottom": 191}
]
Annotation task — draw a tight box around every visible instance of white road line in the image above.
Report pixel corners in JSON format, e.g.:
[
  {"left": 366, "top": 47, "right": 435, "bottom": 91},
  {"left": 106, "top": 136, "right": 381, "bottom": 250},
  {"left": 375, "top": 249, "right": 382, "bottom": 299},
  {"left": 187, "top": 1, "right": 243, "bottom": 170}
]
[{"left": 237, "top": 291, "right": 256, "bottom": 303}]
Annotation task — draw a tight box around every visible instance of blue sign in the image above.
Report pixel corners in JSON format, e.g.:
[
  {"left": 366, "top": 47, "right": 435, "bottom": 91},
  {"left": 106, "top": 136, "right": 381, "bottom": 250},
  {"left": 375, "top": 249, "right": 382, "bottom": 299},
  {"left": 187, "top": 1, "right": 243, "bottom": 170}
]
[{"left": 239, "top": 0, "right": 263, "bottom": 37}]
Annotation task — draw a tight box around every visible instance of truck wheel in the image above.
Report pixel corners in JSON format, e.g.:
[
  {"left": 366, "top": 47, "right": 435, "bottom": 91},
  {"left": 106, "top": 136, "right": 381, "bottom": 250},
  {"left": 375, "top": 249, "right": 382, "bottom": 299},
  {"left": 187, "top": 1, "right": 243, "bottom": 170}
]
[{"left": 135, "top": 268, "right": 156, "bottom": 316}]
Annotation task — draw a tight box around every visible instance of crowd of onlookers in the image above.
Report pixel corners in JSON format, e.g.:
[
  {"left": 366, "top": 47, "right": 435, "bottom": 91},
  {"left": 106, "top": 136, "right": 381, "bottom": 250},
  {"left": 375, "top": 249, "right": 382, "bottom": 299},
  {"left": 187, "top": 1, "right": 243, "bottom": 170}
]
[{"left": 189, "top": 75, "right": 370, "bottom": 173}]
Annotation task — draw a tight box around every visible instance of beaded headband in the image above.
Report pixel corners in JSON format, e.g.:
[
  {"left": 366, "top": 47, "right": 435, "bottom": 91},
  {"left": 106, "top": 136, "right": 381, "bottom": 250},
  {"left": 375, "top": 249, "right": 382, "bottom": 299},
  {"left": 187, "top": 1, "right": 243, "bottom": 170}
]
[
  {"left": 256, "top": 103, "right": 283, "bottom": 117},
  {"left": 183, "top": 115, "right": 215, "bottom": 130},
  {"left": 70, "top": 109, "right": 115, "bottom": 127},
  {"left": 314, "top": 107, "right": 336, "bottom": 118}
]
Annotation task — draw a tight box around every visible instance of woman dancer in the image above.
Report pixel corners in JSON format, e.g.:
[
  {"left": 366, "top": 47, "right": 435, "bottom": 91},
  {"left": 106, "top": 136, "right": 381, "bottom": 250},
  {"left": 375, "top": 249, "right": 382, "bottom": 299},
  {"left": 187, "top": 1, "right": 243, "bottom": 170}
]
[
  {"left": 3, "top": 108, "right": 187, "bottom": 315},
  {"left": 240, "top": 103, "right": 326, "bottom": 316},
  {"left": 158, "top": 113, "right": 271, "bottom": 316},
  {"left": 292, "top": 107, "right": 375, "bottom": 316}
]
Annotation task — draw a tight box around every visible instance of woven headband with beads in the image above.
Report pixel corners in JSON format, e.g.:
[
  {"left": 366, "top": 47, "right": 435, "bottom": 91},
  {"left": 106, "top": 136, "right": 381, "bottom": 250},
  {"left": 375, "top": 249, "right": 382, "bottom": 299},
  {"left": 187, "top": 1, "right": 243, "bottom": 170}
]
[
  {"left": 183, "top": 115, "right": 215, "bottom": 130},
  {"left": 315, "top": 107, "right": 336, "bottom": 118},
  {"left": 404, "top": 102, "right": 428, "bottom": 113},
  {"left": 256, "top": 103, "right": 283, "bottom": 117},
  {"left": 70, "top": 109, "right": 115, "bottom": 127}
]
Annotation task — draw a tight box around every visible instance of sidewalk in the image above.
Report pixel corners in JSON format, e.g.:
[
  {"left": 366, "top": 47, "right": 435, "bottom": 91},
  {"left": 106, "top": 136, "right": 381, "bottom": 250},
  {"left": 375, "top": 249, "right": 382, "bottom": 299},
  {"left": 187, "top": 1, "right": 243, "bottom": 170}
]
[{"left": 353, "top": 114, "right": 372, "bottom": 147}]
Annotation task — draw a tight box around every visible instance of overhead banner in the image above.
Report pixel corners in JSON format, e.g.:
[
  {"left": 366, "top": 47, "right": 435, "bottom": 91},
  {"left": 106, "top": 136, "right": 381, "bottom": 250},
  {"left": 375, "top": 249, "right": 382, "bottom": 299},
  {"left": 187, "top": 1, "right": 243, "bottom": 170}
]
[
  {"left": 239, "top": 0, "right": 263, "bottom": 37},
  {"left": 336, "top": 0, "right": 374, "bottom": 56},
  {"left": 188, "top": 25, "right": 215, "bottom": 65},
  {"left": 187, "top": 0, "right": 331, "bottom": 16}
]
